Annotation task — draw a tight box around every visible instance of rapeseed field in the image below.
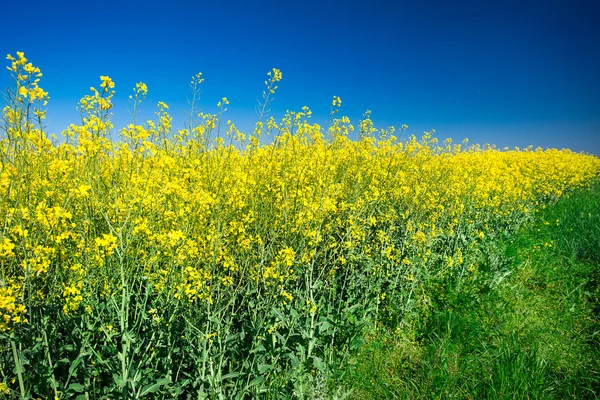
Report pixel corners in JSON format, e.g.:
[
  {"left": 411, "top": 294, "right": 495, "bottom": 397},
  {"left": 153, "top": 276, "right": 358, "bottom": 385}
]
[{"left": 1, "top": 52, "right": 599, "bottom": 398}]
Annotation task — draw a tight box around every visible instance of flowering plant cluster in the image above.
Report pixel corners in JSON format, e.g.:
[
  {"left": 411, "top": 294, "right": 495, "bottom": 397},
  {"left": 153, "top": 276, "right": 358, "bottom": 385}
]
[{"left": 1, "top": 52, "right": 599, "bottom": 398}]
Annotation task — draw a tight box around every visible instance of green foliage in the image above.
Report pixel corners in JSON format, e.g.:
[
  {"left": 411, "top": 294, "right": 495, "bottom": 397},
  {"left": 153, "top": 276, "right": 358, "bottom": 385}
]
[{"left": 341, "top": 181, "right": 600, "bottom": 399}]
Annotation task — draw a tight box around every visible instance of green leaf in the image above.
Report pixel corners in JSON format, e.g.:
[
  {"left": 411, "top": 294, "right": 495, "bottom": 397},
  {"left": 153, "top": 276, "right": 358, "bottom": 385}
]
[
  {"left": 246, "top": 376, "right": 265, "bottom": 389},
  {"left": 318, "top": 317, "right": 334, "bottom": 333},
  {"left": 350, "top": 337, "right": 365, "bottom": 350},
  {"left": 252, "top": 344, "right": 266, "bottom": 354},
  {"left": 220, "top": 371, "right": 244, "bottom": 381},
  {"left": 288, "top": 353, "right": 300, "bottom": 367},
  {"left": 68, "top": 383, "right": 85, "bottom": 393},
  {"left": 140, "top": 377, "right": 171, "bottom": 396},
  {"left": 257, "top": 364, "right": 272, "bottom": 373},
  {"left": 18, "top": 351, "right": 30, "bottom": 366},
  {"left": 274, "top": 332, "right": 286, "bottom": 344},
  {"left": 295, "top": 343, "right": 307, "bottom": 360},
  {"left": 113, "top": 373, "right": 126, "bottom": 389},
  {"left": 312, "top": 356, "right": 326, "bottom": 372},
  {"left": 345, "top": 304, "right": 361, "bottom": 314},
  {"left": 272, "top": 308, "right": 286, "bottom": 327},
  {"left": 68, "top": 356, "right": 83, "bottom": 377},
  {"left": 225, "top": 333, "right": 238, "bottom": 343},
  {"left": 290, "top": 308, "right": 299, "bottom": 319},
  {"left": 60, "top": 344, "right": 76, "bottom": 352}
]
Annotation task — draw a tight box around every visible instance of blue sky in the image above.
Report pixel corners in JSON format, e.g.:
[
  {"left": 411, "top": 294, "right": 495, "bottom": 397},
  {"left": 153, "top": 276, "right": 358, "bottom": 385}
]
[{"left": 1, "top": 0, "right": 599, "bottom": 154}]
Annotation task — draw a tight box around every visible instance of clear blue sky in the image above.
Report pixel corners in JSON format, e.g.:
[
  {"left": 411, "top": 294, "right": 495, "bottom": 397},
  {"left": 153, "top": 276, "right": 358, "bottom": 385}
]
[{"left": 2, "top": 0, "right": 599, "bottom": 154}]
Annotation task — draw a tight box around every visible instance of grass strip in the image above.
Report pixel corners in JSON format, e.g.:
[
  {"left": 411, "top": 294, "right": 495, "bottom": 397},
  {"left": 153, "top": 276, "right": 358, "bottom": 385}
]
[{"left": 341, "top": 180, "right": 600, "bottom": 399}]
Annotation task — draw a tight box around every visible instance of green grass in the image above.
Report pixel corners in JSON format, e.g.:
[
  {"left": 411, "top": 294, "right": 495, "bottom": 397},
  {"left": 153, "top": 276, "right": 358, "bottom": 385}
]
[{"left": 339, "top": 180, "right": 600, "bottom": 399}]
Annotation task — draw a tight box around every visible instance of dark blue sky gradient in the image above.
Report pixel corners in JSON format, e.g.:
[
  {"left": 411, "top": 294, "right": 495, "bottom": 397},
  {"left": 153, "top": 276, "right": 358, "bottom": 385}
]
[{"left": 1, "top": 0, "right": 599, "bottom": 154}]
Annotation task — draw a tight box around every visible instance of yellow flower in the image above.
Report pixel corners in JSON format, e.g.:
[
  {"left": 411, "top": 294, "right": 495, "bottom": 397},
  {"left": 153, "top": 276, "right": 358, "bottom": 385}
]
[
  {"left": 99, "top": 75, "right": 115, "bottom": 90},
  {"left": 18, "top": 86, "right": 28, "bottom": 98},
  {"left": 271, "top": 68, "right": 282, "bottom": 82},
  {"left": 135, "top": 82, "right": 148, "bottom": 96}
]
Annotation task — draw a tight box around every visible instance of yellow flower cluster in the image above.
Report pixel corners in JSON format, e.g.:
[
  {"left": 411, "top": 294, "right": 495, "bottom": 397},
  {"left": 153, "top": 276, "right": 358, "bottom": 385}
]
[
  {"left": 0, "top": 52, "right": 599, "bottom": 331},
  {"left": 0, "top": 281, "right": 27, "bottom": 331},
  {"left": 4, "top": 52, "right": 49, "bottom": 143},
  {"left": 6, "top": 52, "right": 47, "bottom": 103}
]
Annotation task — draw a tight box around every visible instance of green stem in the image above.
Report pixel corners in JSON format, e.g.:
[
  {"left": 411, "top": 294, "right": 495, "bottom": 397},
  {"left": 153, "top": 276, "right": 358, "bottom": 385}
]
[
  {"left": 11, "top": 340, "right": 26, "bottom": 399},
  {"left": 42, "top": 329, "right": 59, "bottom": 399}
]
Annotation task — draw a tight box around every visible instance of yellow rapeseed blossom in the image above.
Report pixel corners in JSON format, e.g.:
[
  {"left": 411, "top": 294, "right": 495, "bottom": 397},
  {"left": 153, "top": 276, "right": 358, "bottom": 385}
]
[
  {"left": 95, "top": 233, "right": 118, "bottom": 255},
  {"left": 0, "top": 282, "right": 28, "bottom": 331},
  {"left": 271, "top": 68, "right": 282, "bottom": 82},
  {"left": 1, "top": 52, "right": 600, "bottom": 349}
]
